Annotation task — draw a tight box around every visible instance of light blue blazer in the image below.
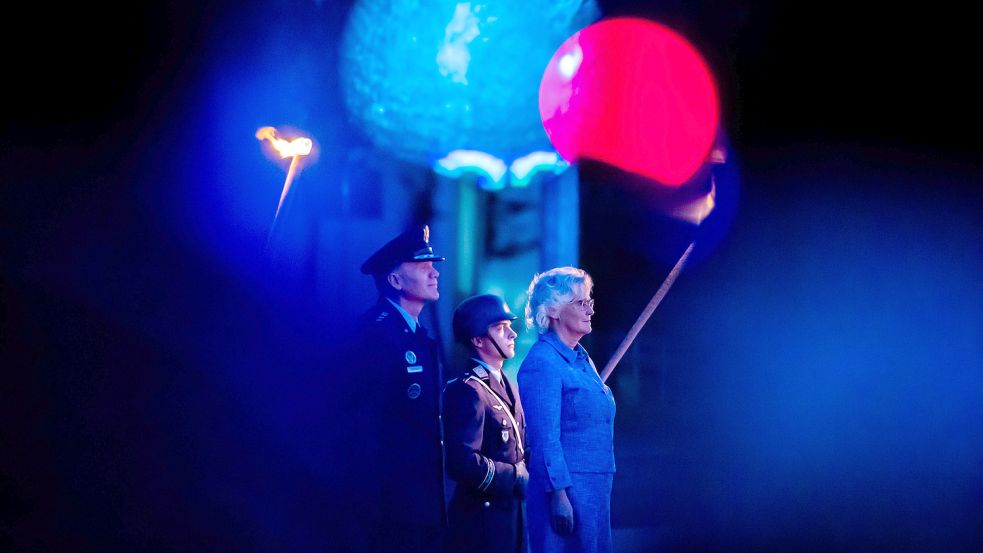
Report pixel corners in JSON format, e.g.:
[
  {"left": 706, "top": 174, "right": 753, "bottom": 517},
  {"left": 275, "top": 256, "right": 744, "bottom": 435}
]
[{"left": 518, "top": 331, "right": 616, "bottom": 492}]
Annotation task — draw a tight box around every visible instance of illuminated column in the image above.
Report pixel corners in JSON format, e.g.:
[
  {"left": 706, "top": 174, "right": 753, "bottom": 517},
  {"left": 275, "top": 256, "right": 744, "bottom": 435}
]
[
  {"left": 454, "top": 174, "right": 481, "bottom": 300},
  {"left": 429, "top": 171, "right": 473, "bottom": 352},
  {"left": 540, "top": 165, "right": 579, "bottom": 269}
]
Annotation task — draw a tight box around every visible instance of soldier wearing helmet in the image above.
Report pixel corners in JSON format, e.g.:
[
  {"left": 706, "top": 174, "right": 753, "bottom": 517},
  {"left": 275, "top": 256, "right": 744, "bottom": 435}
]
[{"left": 443, "top": 294, "right": 529, "bottom": 553}]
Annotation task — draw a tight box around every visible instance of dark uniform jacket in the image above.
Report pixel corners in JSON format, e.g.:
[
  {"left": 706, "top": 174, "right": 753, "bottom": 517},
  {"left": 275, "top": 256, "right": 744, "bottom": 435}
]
[
  {"left": 344, "top": 297, "right": 447, "bottom": 550},
  {"left": 443, "top": 361, "right": 528, "bottom": 553}
]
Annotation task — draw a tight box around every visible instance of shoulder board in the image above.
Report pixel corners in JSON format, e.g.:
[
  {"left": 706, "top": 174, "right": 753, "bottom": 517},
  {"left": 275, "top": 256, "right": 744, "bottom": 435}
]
[{"left": 471, "top": 365, "right": 489, "bottom": 379}]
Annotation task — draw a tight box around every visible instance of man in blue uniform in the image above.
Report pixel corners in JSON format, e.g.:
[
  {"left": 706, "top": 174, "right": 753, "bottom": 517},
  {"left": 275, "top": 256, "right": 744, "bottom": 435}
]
[
  {"left": 346, "top": 225, "right": 447, "bottom": 552},
  {"left": 443, "top": 294, "right": 529, "bottom": 553}
]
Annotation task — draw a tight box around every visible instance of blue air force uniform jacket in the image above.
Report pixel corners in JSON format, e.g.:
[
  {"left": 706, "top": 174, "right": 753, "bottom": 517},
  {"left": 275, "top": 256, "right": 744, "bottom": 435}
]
[
  {"left": 443, "top": 362, "right": 528, "bottom": 553},
  {"left": 345, "top": 298, "right": 447, "bottom": 546}
]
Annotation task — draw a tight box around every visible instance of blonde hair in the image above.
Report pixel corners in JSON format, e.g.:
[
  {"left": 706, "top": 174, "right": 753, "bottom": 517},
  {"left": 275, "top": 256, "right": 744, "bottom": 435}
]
[{"left": 524, "top": 266, "right": 593, "bottom": 334}]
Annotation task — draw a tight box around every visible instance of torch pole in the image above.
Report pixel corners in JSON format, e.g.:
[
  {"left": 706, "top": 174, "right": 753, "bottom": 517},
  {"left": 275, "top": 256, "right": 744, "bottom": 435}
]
[
  {"left": 275, "top": 154, "right": 301, "bottom": 221},
  {"left": 600, "top": 241, "right": 696, "bottom": 383},
  {"left": 265, "top": 155, "right": 300, "bottom": 251}
]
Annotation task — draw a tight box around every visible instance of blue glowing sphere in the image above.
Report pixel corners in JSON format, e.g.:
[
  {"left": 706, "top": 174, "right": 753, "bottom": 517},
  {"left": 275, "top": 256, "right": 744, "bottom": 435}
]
[{"left": 340, "top": 0, "right": 599, "bottom": 165}]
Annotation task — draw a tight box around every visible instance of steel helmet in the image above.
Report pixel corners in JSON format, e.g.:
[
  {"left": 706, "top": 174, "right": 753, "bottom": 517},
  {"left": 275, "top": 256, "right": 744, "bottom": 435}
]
[{"left": 452, "top": 294, "right": 517, "bottom": 344}]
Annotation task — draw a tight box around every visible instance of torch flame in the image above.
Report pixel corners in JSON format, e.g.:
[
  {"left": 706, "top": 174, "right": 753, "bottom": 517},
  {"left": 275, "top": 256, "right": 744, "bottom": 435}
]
[
  {"left": 255, "top": 126, "right": 316, "bottom": 229},
  {"left": 256, "top": 126, "right": 313, "bottom": 159},
  {"left": 667, "top": 146, "right": 725, "bottom": 225},
  {"left": 670, "top": 180, "right": 716, "bottom": 225}
]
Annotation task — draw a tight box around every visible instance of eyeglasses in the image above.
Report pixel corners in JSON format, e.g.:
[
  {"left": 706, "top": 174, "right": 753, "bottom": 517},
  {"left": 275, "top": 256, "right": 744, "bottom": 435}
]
[{"left": 568, "top": 298, "right": 595, "bottom": 311}]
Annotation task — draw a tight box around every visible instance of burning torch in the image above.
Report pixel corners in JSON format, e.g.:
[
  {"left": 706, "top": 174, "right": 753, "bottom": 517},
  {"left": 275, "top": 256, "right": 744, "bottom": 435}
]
[
  {"left": 600, "top": 147, "right": 726, "bottom": 383},
  {"left": 255, "top": 126, "right": 314, "bottom": 225}
]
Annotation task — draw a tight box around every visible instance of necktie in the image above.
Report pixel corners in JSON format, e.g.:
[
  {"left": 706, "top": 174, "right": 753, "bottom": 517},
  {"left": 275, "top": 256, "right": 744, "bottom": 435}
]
[{"left": 502, "top": 374, "right": 517, "bottom": 410}]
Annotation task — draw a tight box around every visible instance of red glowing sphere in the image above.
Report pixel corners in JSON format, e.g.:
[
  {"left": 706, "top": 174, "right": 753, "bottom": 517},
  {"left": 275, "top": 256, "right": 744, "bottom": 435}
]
[{"left": 539, "top": 18, "right": 719, "bottom": 186}]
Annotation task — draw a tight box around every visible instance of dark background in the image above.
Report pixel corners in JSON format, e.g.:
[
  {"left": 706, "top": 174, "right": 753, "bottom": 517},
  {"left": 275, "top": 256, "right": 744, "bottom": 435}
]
[{"left": 2, "top": 1, "right": 980, "bottom": 551}]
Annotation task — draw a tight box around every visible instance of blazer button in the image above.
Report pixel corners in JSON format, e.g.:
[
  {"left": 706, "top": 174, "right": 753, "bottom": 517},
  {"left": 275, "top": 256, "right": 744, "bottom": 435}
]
[{"left": 483, "top": 501, "right": 491, "bottom": 508}]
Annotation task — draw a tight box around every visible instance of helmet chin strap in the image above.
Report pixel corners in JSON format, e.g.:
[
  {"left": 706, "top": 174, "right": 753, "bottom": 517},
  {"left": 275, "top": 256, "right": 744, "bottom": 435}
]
[{"left": 486, "top": 334, "right": 509, "bottom": 361}]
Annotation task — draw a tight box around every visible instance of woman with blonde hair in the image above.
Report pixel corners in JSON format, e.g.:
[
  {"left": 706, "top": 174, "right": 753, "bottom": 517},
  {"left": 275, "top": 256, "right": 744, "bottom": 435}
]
[{"left": 518, "top": 267, "right": 616, "bottom": 553}]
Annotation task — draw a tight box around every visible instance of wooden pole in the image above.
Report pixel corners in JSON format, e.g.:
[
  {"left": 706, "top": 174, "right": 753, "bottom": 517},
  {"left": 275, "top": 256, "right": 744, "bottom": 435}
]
[
  {"left": 265, "top": 155, "right": 301, "bottom": 251},
  {"left": 275, "top": 154, "right": 301, "bottom": 221},
  {"left": 600, "top": 241, "right": 695, "bottom": 383}
]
